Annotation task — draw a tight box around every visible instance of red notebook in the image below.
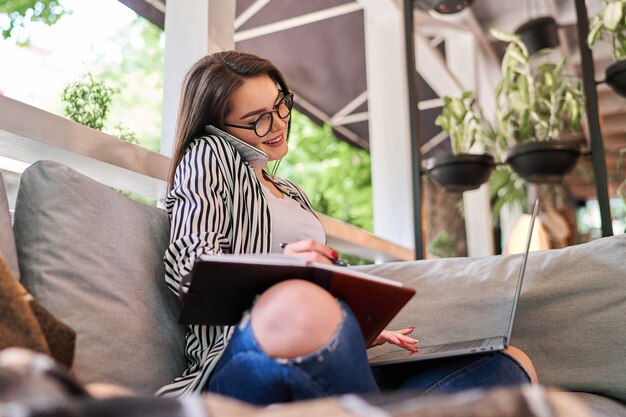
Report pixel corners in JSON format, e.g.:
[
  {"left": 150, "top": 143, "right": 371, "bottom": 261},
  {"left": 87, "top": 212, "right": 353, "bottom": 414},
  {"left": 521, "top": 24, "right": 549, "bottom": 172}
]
[{"left": 178, "top": 254, "right": 416, "bottom": 346}]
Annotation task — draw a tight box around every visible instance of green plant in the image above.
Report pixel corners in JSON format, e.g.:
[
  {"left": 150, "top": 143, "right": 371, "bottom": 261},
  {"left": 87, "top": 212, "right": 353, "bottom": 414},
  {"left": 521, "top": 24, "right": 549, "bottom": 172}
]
[
  {"left": 488, "top": 166, "right": 528, "bottom": 223},
  {"left": 427, "top": 230, "right": 457, "bottom": 258},
  {"left": 434, "top": 92, "right": 492, "bottom": 155},
  {"left": 490, "top": 29, "right": 585, "bottom": 152},
  {"left": 61, "top": 72, "right": 118, "bottom": 131},
  {"left": 587, "top": 0, "right": 626, "bottom": 61},
  {"left": 112, "top": 123, "right": 140, "bottom": 145}
]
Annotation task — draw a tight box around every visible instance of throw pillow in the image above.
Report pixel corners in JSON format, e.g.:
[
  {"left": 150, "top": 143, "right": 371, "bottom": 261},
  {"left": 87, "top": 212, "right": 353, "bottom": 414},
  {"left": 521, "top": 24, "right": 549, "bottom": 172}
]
[
  {"left": 0, "top": 171, "right": 19, "bottom": 280},
  {"left": 0, "top": 253, "right": 76, "bottom": 368},
  {"left": 14, "top": 161, "right": 187, "bottom": 394}
]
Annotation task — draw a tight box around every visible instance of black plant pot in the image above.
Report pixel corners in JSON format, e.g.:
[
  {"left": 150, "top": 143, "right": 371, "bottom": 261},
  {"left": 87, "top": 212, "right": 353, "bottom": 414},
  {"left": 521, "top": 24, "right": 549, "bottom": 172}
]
[
  {"left": 505, "top": 140, "right": 581, "bottom": 183},
  {"left": 423, "top": 153, "right": 495, "bottom": 192},
  {"left": 515, "top": 16, "right": 560, "bottom": 55},
  {"left": 605, "top": 60, "right": 626, "bottom": 98}
]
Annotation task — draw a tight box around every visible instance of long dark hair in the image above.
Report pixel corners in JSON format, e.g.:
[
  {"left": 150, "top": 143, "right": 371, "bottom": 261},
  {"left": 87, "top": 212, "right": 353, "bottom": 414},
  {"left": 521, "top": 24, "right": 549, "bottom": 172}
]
[{"left": 168, "top": 51, "right": 291, "bottom": 189}]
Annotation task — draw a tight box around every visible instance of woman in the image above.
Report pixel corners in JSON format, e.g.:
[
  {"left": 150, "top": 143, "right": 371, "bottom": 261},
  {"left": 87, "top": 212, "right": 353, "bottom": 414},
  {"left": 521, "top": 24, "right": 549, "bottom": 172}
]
[{"left": 158, "top": 51, "right": 536, "bottom": 403}]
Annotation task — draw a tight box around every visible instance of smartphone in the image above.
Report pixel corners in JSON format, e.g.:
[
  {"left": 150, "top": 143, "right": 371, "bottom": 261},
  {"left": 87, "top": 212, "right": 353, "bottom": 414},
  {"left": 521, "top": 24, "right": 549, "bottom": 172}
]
[{"left": 205, "top": 125, "right": 269, "bottom": 169}]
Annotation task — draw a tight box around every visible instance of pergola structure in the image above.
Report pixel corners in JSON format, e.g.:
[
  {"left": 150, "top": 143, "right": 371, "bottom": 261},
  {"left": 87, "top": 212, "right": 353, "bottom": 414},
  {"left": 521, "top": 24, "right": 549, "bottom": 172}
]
[{"left": 118, "top": 0, "right": 621, "bottom": 257}]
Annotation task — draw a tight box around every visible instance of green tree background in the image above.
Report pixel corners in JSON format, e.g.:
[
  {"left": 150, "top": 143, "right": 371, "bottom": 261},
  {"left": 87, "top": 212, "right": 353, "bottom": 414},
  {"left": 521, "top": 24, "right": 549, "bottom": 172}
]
[
  {"left": 0, "top": 0, "right": 68, "bottom": 43},
  {"left": 3, "top": 0, "right": 374, "bottom": 232},
  {"left": 277, "top": 115, "right": 373, "bottom": 232}
]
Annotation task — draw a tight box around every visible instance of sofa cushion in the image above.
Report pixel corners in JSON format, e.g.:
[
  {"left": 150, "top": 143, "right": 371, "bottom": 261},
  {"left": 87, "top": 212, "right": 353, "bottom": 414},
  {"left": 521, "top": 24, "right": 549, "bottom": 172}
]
[
  {"left": 358, "top": 234, "right": 626, "bottom": 403},
  {"left": 0, "top": 171, "right": 19, "bottom": 280},
  {"left": 13, "top": 161, "right": 187, "bottom": 394},
  {"left": 572, "top": 393, "right": 626, "bottom": 417}
]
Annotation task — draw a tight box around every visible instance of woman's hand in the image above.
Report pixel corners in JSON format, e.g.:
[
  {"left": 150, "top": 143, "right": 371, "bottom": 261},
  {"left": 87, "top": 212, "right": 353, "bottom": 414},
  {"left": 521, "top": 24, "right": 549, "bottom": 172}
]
[
  {"left": 368, "top": 327, "right": 418, "bottom": 352},
  {"left": 281, "top": 240, "right": 338, "bottom": 265}
]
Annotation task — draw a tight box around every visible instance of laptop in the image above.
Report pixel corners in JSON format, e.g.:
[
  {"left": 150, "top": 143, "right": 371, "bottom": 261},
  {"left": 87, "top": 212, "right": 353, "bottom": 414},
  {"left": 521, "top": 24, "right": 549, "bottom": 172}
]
[{"left": 368, "top": 199, "right": 539, "bottom": 366}]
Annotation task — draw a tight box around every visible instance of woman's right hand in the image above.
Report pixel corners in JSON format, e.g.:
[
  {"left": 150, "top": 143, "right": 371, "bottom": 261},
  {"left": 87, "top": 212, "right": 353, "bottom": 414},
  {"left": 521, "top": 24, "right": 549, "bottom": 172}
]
[{"left": 281, "top": 240, "right": 339, "bottom": 265}]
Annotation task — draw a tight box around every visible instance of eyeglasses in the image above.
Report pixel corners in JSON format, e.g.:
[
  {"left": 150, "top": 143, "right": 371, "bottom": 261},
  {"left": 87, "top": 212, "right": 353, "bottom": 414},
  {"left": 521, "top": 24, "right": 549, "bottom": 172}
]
[{"left": 224, "top": 92, "right": 294, "bottom": 138}]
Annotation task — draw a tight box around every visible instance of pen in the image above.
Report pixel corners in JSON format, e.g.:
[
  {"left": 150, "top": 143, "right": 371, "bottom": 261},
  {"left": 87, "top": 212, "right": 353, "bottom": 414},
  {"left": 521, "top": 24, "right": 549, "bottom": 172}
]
[{"left": 279, "top": 242, "right": 350, "bottom": 267}]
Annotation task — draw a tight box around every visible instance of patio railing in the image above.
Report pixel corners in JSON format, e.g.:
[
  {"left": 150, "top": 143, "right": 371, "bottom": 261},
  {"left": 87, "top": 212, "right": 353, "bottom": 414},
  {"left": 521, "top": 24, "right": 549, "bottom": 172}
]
[{"left": 0, "top": 95, "right": 414, "bottom": 262}]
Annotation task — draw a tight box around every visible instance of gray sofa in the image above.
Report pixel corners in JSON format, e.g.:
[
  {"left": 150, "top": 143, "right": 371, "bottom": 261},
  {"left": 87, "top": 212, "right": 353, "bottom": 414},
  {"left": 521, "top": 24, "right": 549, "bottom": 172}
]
[{"left": 1, "top": 161, "right": 625, "bottom": 417}]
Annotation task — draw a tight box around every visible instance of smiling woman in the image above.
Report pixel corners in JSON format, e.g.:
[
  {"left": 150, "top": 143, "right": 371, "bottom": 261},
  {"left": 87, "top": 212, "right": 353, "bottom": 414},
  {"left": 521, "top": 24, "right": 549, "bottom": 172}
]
[{"left": 159, "top": 49, "right": 535, "bottom": 403}]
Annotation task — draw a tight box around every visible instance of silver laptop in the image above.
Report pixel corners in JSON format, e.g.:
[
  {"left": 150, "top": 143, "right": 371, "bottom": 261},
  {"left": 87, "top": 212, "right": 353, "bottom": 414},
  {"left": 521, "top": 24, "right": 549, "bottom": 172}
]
[{"left": 369, "top": 199, "right": 539, "bottom": 366}]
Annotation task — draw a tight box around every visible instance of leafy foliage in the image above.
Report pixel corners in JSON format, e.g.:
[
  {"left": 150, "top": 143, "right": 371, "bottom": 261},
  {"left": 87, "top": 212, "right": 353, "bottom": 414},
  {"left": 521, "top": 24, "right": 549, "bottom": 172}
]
[
  {"left": 61, "top": 72, "right": 118, "bottom": 131},
  {"left": 0, "top": 0, "right": 68, "bottom": 43},
  {"left": 588, "top": 0, "right": 626, "bottom": 61},
  {"left": 488, "top": 166, "right": 527, "bottom": 223},
  {"left": 434, "top": 92, "right": 493, "bottom": 155},
  {"left": 490, "top": 29, "right": 584, "bottom": 151},
  {"left": 427, "top": 230, "right": 457, "bottom": 258},
  {"left": 276, "top": 110, "right": 373, "bottom": 233},
  {"left": 112, "top": 123, "right": 139, "bottom": 145},
  {"left": 96, "top": 17, "right": 164, "bottom": 152}
]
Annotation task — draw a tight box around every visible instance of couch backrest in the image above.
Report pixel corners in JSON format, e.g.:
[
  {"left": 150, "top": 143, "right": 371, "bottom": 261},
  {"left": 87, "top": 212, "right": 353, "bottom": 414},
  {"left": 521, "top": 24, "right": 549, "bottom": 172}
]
[
  {"left": 0, "top": 171, "right": 20, "bottom": 280},
  {"left": 13, "top": 161, "right": 187, "bottom": 395},
  {"left": 358, "top": 234, "right": 626, "bottom": 403}
]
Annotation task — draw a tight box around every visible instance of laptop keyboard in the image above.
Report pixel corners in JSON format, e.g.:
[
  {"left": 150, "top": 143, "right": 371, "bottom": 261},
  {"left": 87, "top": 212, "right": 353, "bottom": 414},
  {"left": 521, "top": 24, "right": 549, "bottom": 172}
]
[{"left": 424, "top": 338, "right": 491, "bottom": 353}]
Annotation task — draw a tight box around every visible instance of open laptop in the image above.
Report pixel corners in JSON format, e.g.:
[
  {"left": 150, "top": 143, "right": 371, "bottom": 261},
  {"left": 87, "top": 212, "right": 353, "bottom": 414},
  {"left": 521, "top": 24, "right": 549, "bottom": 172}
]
[{"left": 369, "top": 199, "right": 539, "bottom": 366}]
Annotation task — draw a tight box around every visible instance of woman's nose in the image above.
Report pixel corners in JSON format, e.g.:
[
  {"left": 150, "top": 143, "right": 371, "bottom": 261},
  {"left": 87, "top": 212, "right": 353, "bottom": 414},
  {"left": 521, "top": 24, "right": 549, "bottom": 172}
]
[{"left": 271, "top": 111, "right": 288, "bottom": 131}]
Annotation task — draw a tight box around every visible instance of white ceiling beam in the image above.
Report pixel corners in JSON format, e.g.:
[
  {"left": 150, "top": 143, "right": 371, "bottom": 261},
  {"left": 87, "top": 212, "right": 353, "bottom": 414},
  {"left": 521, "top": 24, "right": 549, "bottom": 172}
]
[
  {"left": 332, "top": 91, "right": 368, "bottom": 120},
  {"left": 235, "top": 2, "right": 363, "bottom": 42},
  {"left": 294, "top": 94, "right": 369, "bottom": 150},
  {"left": 464, "top": 9, "right": 500, "bottom": 66},
  {"left": 145, "top": 0, "right": 165, "bottom": 13},
  {"left": 414, "top": 30, "right": 464, "bottom": 98},
  {"left": 331, "top": 112, "right": 369, "bottom": 126},
  {"left": 420, "top": 130, "right": 448, "bottom": 154},
  {"left": 418, "top": 97, "right": 443, "bottom": 110},
  {"left": 234, "top": 0, "right": 272, "bottom": 30}
]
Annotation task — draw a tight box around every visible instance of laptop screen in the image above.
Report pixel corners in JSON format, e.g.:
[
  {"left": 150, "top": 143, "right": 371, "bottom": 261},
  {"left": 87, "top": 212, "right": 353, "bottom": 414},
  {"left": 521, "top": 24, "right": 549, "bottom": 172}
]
[{"left": 505, "top": 199, "right": 539, "bottom": 341}]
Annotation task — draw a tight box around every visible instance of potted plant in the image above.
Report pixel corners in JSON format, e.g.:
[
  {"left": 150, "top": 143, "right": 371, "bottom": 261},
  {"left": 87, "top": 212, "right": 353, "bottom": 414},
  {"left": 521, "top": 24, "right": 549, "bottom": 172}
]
[
  {"left": 588, "top": 0, "right": 626, "bottom": 97},
  {"left": 490, "top": 29, "right": 585, "bottom": 183},
  {"left": 423, "top": 92, "right": 495, "bottom": 192}
]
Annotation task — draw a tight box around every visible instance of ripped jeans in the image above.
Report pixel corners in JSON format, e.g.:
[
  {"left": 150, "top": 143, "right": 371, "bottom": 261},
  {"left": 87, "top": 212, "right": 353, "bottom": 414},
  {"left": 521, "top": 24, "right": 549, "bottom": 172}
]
[{"left": 207, "top": 301, "right": 530, "bottom": 405}]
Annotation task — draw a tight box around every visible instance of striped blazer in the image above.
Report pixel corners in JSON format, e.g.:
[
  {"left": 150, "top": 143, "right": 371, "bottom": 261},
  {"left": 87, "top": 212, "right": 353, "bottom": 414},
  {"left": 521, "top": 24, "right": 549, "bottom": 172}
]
[{"left": 157, "top": 135, "right": 319, "bottom": 397}]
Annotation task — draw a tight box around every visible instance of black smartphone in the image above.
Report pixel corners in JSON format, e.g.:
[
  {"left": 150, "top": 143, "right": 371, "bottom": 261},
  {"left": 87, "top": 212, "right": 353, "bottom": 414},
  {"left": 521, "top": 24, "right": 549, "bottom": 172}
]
[{"left": 205, "top": 125, "right": 269, "bottom": 168}]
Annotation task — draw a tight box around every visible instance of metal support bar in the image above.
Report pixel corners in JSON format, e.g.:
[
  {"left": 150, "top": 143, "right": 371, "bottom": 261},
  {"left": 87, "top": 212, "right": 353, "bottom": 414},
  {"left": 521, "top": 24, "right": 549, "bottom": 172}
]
[
  {"left": 574, "top": 0, "right": 613, "bottom": 237},
  {"left": 403, "top": 0, "right": 425, "bottom": 260}
]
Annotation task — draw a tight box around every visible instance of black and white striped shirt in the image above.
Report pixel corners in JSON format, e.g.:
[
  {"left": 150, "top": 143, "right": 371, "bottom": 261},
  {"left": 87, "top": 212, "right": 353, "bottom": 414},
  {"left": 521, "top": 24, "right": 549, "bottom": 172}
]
[{"left": 157, "top": 135, "right": 319, "bottom": 397}]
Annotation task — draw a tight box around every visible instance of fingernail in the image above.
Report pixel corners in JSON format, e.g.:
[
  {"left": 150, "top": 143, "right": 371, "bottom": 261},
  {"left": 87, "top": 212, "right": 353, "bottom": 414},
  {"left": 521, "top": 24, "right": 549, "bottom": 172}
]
[
  {"left": 331, "top": 251, "right": 339, "bottom": 259},
  {"left": 409, "top": 326, "right": 415, "bottom": 331}
]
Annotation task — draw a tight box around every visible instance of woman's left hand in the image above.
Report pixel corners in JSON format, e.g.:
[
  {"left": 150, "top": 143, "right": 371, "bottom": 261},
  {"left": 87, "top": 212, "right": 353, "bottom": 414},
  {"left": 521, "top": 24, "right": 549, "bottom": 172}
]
[{"left": 368, "top": 327, "right": 419, "bottom": 352}]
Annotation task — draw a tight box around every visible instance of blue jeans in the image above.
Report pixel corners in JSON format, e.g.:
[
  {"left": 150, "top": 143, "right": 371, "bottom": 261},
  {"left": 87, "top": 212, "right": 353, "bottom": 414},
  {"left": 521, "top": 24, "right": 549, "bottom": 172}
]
[{"left": 207, "top": 301, "right": 530, "bottom": 405}]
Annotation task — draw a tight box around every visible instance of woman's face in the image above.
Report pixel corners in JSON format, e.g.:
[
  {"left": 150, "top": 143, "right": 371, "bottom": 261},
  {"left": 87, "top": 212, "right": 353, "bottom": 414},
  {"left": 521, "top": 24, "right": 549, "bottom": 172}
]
[{"left": 223, "top": 75, "right": 290, "bottom": 163}]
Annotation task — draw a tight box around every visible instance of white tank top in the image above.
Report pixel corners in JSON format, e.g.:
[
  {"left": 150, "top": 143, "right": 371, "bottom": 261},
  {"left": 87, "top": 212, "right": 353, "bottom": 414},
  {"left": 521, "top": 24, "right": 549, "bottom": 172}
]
[{"left": 261, "top": 185, "right": 326, "bottom": 253}]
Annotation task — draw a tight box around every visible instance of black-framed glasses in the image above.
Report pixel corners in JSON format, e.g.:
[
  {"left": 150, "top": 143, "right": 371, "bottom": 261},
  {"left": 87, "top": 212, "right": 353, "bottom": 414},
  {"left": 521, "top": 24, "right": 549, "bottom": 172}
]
[{"left": 224, "top": 92, "right": 294, "bottom": 138}]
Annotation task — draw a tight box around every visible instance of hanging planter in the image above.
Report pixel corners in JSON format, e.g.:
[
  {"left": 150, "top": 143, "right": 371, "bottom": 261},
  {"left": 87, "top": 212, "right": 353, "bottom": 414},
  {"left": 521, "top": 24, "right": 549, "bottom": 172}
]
[
  {"left": 490, "top": 29, "right": 585, "bottom": 184},
  {"left": 605, "top": 60, "right": 626, "bottom": 97},
  {"left": 515, "top": 16, "right": 560, "bottom": 55},
  {"left": 424, "top": 92, "right": 496, "bottom": 192},
  {"left": 505, "top": 140, "right": 581, "bottom": 183},
  {"left": 423, "top": 153, "right": 495, "bottom": 192},
  {"left": 588, "top": 0, "right": 626, "bottom": 97}
]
